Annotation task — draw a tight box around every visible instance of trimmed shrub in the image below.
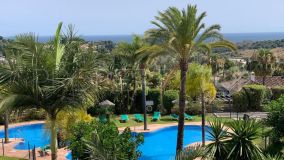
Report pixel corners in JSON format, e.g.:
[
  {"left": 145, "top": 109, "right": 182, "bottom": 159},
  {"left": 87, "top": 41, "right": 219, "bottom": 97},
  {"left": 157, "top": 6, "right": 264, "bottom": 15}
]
[
  {"left": 146, "top": 88, "right": 160, "bottom": 111},
  {"left": 242, "top": 84, "right": 269, "bottom": 111},
  {"left": 147, "top": 72, "right": 162, "bottom": 88},
  {"left": 88, "top": 89, "right": 129, "bottom": 115},
  {"left": 163, "top": 90, "right": 179, "bottom": 114},
  {"left": 232, "top": 84, "right": 270, "bottom": 112},
  {"left": 186, "top": 102, "right": 200, "bottom": 115},
  {"left": 271, "top": 86, "right": 284, "bottom": 100},
  {"left": 265, "top": 95, "right": 284, "bottom": 141},
  {"left": 68, "top": 120, "right": 144, "bottom": 159},
  {"left": 134, "top": 89, "right": 143, "bottom": 113},
  {"left": 232, "top": 91, "right": 248, "bottom": 112},
  {"left": 133, "top": 88, "right": 161, "bottom": 113}
]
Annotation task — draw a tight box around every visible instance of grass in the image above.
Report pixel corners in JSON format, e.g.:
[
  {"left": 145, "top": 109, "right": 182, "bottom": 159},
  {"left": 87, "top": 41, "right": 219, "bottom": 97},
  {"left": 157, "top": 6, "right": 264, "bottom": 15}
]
[
  {"left": 0, "top": 157, "right": 26, "bottom": 160},
  {"left": 109, "top": 113, "right": 232, "bottom": 128}
]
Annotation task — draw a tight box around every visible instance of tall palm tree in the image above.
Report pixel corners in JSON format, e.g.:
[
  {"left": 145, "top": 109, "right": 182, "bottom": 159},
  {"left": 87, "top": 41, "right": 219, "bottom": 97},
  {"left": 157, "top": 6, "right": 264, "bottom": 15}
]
[
  {"left": 147, "top": 5, "right": 236, "bottom": 152},
  {"left": 211, "top": 54, "right": 225, "bottom": 85},
  {"left": 251, "top": 49, "right": 277, "bottom": 85},
  {"left": 136, "top": 44, "right": 164, "bottom": 130},
  {"left": 0, "top": 95, "right": 10, "bottom": 144},
  {"left": 0, "top": 23, "right": 99, "bottom": 160},
  {"left": 113, "top": 35, "right": 145, "bottom": 112}
]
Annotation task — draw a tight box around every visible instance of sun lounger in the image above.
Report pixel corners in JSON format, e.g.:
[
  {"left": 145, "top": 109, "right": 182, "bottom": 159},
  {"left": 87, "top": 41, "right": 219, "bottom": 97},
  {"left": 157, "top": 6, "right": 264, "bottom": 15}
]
[
  {"left": 170, "top": 114, "right": 179, "bottom": 120},
  {"left": 184, "top": 113, "right": 194, "bottom": 120},
  {"left": 134, "top": 114, "right": 144, "bottom": 122},
  {"left": 120, "top": 114, "right": 129, "bottom": 122},
  {"left": 152, "top": 111, "right": 161, "bottom": 121}
]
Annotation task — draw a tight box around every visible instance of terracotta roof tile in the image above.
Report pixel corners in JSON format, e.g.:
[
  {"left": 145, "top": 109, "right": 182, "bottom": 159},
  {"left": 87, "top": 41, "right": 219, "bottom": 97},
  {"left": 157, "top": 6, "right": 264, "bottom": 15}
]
[{"left": 252, "top": 76, "right": 284, "bottom": 87}]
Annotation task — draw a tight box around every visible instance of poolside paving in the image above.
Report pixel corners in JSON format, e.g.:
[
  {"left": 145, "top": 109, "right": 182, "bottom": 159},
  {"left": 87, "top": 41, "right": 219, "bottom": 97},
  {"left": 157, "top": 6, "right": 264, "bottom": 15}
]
[
  {"left": 1, "top": 120, "right": 215, "bottom": 159},
  {"left": 118, "top": 121, "right": 206, "bottom": 133},
  {"left": 0, "top": 121, "right": 69, "bottom": 160}
]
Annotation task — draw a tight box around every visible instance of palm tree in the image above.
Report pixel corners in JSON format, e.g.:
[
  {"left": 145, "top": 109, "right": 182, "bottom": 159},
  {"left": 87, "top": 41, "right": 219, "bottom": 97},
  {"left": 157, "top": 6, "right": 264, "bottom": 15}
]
[
  {"left": 251, "top": 49, "right": 277, "bottom": 85},
  {"left": 206, "top": 118, "right": 229, "bottom": 160},
  {"left": 186, "top": 63, "right": 216, "bottom": 146},
  {"left": 0, "top": 23, "right": 99, "bottom": 160},
  {"left": 4, "top": 111, "right": 9, "bottom": 143},
  {"left": 210, "top": 54, "right": 225, "bottom": 85},
  {"left": 147, "top": 5, "right": 236, "bottom": 152},
  {"left": 226, "top": 120, "right": 263, "bottom": 160},
  {"left": 113, "top": 35, "right": 145, "bottom": 112},
  {"left": 136, "top": 44, "right": 164, "bottom": 130}
]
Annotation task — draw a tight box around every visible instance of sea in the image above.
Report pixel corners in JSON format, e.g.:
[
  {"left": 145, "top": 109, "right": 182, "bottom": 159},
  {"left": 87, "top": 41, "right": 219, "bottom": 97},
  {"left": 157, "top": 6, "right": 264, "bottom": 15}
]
[{"left": 6, "top": 32, "right": 284, "bottom": 43}]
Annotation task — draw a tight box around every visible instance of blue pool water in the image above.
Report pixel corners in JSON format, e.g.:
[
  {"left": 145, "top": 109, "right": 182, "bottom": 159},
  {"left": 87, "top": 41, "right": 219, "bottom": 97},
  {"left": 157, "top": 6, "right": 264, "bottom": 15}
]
[
  {"left": 66, "top": 125, "right": 210, "bottom": 160},
  {"left": 138, "top": 125, "right": 210, "bottom": 160},
  {"left": 0, "top": 123, "right": 50, "bottom": 150},
  {"left": 66, "top": 152, "right": 72, "bottom": 159},
  {"left": 0, "top": 123, "right": 209, "bottom": 160}
]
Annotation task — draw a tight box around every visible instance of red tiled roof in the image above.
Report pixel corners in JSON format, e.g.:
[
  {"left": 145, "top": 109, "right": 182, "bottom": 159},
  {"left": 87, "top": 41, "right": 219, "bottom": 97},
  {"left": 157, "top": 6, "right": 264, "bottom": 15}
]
[{"left": 252, "top": 76, "right": 284, "bottom": 87}]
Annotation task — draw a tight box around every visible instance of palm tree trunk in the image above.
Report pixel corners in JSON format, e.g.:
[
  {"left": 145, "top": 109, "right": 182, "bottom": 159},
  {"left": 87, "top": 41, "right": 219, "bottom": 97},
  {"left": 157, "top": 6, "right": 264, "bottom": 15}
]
[
  {"left": 141, "top": 66, "right": 147, "bottom": 130},
  {"left": 201, "top": 93, "right": 206, "bottom": 146},
  {"left": 262, "top": 75, "right": 266, "bottom": 85},
  {"left": 127, "top": 83, "right": 130, "bottom": 112},
  {"left": 213, "top": 74, "right": 216, "bottom": 86},
  {"left": 176, "top": 60, "right": 188, "bottom": 152},
  {"left": 50, "top": 115, "right": 58, "bottom": 160},
  {"left": 160, "top": 82, "right": 165, "bottom": 112},
  {"left": 130, "top": 73, "right": 137, "bottom": 112},
  {"left": 4, "top": 112, "right": 9, "bottom": 143}
]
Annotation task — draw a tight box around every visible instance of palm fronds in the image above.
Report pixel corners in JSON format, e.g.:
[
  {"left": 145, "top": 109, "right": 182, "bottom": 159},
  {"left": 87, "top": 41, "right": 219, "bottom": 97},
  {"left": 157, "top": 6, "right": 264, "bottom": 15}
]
[{"left": 176, "top": 145, "right": 206, "bottom": 160}]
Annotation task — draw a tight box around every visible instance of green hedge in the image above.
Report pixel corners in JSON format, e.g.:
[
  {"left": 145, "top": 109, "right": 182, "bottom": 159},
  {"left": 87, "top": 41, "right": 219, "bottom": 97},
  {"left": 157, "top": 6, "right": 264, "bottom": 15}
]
[
  {"left": 265, "top": 95, "right": 284, "bottom": 141},
  {"left": 232, "top": 85, "right": 269, "bottom": 111},
  {"left": 271, "top": 86, "right": 284, "bottom": 100},
  {"left": 146, "top": 88, "right": 160, "bottom": 111},
  {"left": 133, "top": 88, "right": 161, "bottom": 113},
  {"left": 88, "top": 90, "right": 129, "bottom": 115},
  {"left": 163, "top": 90, "right": 179, "bottom": 114},
  {"left": 232, "top": 92, "right": 248, "bottom": 112},
  {"left": 243, "top": 85, "right": 269, "bottom": 110}
]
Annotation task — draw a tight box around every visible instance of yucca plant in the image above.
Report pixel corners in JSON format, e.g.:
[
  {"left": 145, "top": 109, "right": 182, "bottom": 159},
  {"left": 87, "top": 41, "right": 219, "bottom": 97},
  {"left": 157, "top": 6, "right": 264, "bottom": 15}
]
[
  {"left": 176, "top": 145, "right": 206, "bottom": 160},
  {"left": 263, "top": 154, "right": 284, "bottom": 160},
  {"left": 206, "top": 118, "right": 229, "bottom": 160},
  {"left": 225, "top": 120, "right": 264, "bottom": 160}
]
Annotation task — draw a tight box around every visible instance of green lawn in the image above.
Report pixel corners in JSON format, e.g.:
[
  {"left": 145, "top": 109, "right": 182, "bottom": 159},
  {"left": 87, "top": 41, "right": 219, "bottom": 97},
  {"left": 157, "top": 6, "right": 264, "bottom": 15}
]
[
  {"left": 0, "top": 157, "right": 25, "bottom": 160},
  {"left": 109, "top": 113, "right": 232, "bottom": 128}
]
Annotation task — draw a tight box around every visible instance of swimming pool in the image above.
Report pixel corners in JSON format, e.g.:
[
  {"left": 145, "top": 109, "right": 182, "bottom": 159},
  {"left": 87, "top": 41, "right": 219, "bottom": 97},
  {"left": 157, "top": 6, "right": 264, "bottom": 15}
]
[
  {"left": 138, "top": 125, "right": 210, "bottom": 160},
  {"left": 66, "top": 125, "right": 210, "bottom": 160},
  {"left": 0, "top": 123, "right": 50, "bottom": 150},
  {"left": 0, "top": 123, "right": 209, "bottom": 160}
]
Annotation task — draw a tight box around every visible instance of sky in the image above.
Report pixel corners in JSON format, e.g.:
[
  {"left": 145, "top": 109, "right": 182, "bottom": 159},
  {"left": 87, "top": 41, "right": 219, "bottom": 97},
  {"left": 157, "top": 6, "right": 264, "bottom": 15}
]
[{"left": 1, "top": 0, "right": 284, "bottom": 36}]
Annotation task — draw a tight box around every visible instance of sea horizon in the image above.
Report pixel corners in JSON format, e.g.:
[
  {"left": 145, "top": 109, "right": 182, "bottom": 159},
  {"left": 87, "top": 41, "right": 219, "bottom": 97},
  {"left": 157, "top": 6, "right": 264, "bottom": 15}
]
[{"left": 4, "top": 32, "right": 284, "bottom": 43}]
